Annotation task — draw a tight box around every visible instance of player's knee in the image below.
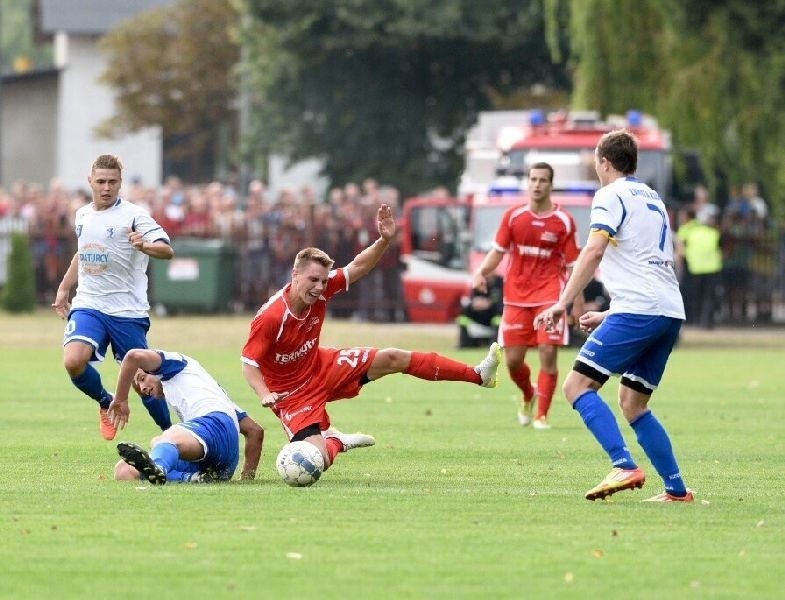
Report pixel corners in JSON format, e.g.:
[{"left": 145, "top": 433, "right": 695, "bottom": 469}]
[
  {"left": 377, "top": 347, "right": 410, "bottom": 371},
  {"left": 63, "top": 354, "right": 87, "bottom": 376},
  {"left": 114, "top": 459, "right": 140, "bottom": 480}
]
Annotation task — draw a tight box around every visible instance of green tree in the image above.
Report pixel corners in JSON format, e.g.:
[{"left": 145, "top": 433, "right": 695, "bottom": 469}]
[
  {"left": 0, "top": 0, "right": 53, "bottom": 74},
  {"left": 547, "top": 0, "right": 785, "bottom": 214},
  {"left": 243, "top": 0, "right": 571, "bottom": 195},
  {"left": 98, "top": 0, "right": 241, "bottom": 181},
  {"left": 1, "top": 232, "right": 36, "bottom": 313}
]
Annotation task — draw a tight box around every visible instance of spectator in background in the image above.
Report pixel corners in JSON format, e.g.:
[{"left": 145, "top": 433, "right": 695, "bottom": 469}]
[
  {"left": 458, "top": 272, "right": 503, "bottom": 348},
  {"left": 377, "top": 186, "right": 406, "bottom": 322},
  {"left": 677, "top": 204, "right": 723, "bottom": 329},
  {"left": 691, "top": 184, "right": 719, "bottom": 224},
  {"left": 675, "top": 208, "right": 699, "bottom": 323},
  {"left": 720, "top": 207, "right": 754, "bottom": 323},
  {"left": 241, "top": 180, "right": 273, "bottom": 308},
  {"left": 180, "top": 187, "right": 214, "bottom": 237},
  {"left": 742, "top": 182, "right": 768, "bottom": 220}
]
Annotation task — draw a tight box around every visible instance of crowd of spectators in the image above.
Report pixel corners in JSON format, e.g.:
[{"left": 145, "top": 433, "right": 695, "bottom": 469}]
[
  {"left": 1, "top": 174, "right": 784, "bottom": 326},
  {"left": 0, "top": 175, "right": 407, "bottom": 320},
  {"left": 674, "top": 182, "right": 783, "bottom": 327}
]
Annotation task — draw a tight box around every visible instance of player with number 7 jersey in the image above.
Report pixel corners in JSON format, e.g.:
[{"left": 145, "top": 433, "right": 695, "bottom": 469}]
[{"left": 241, "top": 203, "right": 502, "bottom": 476}]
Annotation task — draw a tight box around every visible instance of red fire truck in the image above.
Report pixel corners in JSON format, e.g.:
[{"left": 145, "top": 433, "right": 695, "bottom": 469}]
[{"left": 400, "top": 110, "right": 673, "bottom": 324}]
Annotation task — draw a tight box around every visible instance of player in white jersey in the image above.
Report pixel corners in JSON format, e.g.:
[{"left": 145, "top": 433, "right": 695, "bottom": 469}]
[
  {"left": 109, "top": 348, "right": 263, "bottom": 484},
  {"left": 52, "top": 155, "right": 174, "bottom": 441},
  {"left": 535, "top": 130, "right": 692, "bottom": 503}
]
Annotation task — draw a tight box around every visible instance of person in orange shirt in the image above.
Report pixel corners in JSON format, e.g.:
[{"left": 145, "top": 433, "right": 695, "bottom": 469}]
[
  {"left": 241, "top": 203, "right": 501, "bottom": 474},
  {"left": 473, "top": 162, "right": 582, "bottom": 429}
]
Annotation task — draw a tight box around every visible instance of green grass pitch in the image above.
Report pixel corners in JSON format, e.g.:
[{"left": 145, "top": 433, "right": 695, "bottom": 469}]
[{"left": 0, "top": 313, "right": 783, "bottom": 599}]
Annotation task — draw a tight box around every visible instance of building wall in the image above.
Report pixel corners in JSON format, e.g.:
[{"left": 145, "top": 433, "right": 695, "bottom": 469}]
[
  {"left": 55, "top": 34, "right": 162, "bottom": 189},
  {"left": 1, "top": 75, "right": 58, "bottom": 186}
]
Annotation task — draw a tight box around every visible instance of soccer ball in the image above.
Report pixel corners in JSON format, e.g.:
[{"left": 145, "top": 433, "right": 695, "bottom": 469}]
[{"left": 276, "top": 441, "right": 325, "bottom": 487}]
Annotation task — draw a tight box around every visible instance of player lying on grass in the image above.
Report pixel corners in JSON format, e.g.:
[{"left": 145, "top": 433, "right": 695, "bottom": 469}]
[
  {"left": 242, "top": 202, "right": 502, "bottom": 474},
  {"left": 110, "top": 348, "right": 263, "bottom": 484}
]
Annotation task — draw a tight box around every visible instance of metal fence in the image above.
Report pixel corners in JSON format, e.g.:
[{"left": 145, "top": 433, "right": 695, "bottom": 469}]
[{"left": 2, "top": 225, "right": 785, "bottom": 326}]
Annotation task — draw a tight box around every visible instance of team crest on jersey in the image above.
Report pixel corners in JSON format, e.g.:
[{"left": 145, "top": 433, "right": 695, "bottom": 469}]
[{"left": 106, "top": 227, "right": 116, "bottom": 238}]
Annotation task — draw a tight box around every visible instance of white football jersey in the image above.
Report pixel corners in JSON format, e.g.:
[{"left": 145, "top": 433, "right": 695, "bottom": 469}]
[
  {"left": 156, "top": 351, "right": 240, "bottom": 429},
  {"left": 589, "top": 177, "right": 685, "bottom": 318},
  {"left": 71, "top": 199, "right": 170, "bottom": 317}
]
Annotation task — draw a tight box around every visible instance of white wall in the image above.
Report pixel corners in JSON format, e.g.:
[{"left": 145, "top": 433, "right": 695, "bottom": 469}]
[
  {"left": 268, "top": 154, "right": 328, "bottom": 201},
  {"left": 1, "top": 75, "right": 58, "bottom": 186},
  {"left": 55, "top": 34, "right": 162, "bottom": 189}
]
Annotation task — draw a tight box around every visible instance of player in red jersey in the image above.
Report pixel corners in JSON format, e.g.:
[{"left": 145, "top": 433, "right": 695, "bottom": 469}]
[
  {"left": 472, "top": 163, "right": 582, "bottom": 429},
  {"left": 242, "top": 203, "right": 501, "bottom": 471}
]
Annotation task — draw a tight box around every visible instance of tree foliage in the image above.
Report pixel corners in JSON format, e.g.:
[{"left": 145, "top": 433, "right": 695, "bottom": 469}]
[
  {"left": 547, "top": 0, "right": 785, "bottom": 214},
  {"left": 98, "top": 0, "right": 240, "bottom": 180},
  {"left": 243, "top": 0, "right": 571, "bottom": 195},
  {"left": 0, "top": 0, "right": 52, "bottom": 74},
  {"left": 1, "top": 233, "right": 36, "bottom": 313}
]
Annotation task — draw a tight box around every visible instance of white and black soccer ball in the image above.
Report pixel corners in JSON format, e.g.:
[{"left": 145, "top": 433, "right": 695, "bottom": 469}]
[{"left": 276, "top": 441, "right": 325, "bottom": 487}]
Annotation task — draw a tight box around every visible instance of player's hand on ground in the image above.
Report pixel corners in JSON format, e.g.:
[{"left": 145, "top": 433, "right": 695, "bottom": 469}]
[
  {"left": 377, "top": 203, "right": 396, "bottom": 241},
  {"left": 578, "top": 310, "right": 607, "bottom": 333},
  {"left": 108, "top": 399, "right": 130, "bottom": 429},
  {"left": 534, "top": 303, "right": 566, "bottom": 331},
  {"left": 52, "top": 290, "right": 71, "bottom": 319}
]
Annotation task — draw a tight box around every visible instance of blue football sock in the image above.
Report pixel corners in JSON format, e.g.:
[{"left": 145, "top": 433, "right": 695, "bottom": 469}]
[
  {"left": 150, "top": 442, "right": 180, "bottom": 474},
  {"left": 573, "top": 390, "right": 637, "bottom": 470},
  {"left": 71, "top": 364, "right": 112, "bottom": 408},
  {"left": 141, "top": 394, "right": 172, "bottom": 430},
  {"left": 631, "top": 411, "right": 687, "bottom": 495},
  {"left": 164, "top": 468, "right": 193, "bottom": 483}
]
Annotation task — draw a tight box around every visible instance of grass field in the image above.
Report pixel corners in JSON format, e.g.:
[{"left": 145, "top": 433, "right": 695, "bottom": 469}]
[{"left": 1, "top": 312, "right": 783, "bottom": 599}]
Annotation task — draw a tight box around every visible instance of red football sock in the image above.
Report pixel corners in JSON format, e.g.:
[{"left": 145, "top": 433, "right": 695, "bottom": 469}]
[
  {"left": 509, "top": 363, "right": 534, "bottom": 400},
  {"left": 405, "top": 352, "right": 481, "bottom": 384},
  {"left": 536, "top": 370, "right": 558, "bottom": 418},
  {"left": 326, "top": 436, "right": 343, "bottom": 464}
]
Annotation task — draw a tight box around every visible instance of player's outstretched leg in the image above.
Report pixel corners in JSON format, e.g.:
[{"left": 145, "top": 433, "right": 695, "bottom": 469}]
[
  {"left": 474, "top": 342, "right": 502, "bottom": 388},
  {"left": 117, "top": 442, "right": 166, "bottom": 485},
  {"left": 323, "top": 428, "right": 375, "bottom": 452}
]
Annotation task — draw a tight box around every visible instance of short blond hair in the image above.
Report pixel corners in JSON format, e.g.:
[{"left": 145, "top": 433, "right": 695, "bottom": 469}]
[
  {"left": 294, "top": 247, "right": 334, "bottom": 270},
  {"left": 92, "top": 154, "right": 123, "bottom": 173}
]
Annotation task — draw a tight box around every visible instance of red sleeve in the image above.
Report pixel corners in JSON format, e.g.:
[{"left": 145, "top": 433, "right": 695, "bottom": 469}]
[
  {"left": 324, "top": 267, "right": 348, "bottom": 299},
  {"left": 563, "top": 213, "right": 582, "bottom": 265},
  {"left": 494, "top": 207, "right": 513, "bottom": 251},
  {"left": 242, "top": 313, "right": 274, "bottom": 367}
]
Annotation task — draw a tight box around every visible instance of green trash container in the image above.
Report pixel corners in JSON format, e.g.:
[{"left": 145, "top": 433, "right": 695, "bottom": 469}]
[{"left": 150, "top": 238, "right": 237, "bottom": 312}]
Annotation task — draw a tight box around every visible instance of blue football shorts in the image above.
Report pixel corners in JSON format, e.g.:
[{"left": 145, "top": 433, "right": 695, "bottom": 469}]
[
  {"left": 63, "top": 308, "right": 150, "bottom": 363},
  {"left": 575, "top": 313, "right": 682, "bottom": 392},
  {"left": 174, "top": 411, "right": 240, "bottom": 480}
]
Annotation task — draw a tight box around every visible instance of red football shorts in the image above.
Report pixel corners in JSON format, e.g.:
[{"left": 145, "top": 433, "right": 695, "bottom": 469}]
[
  {"left": 500, "top": 304, "right": 568, "bottom": 347},
  {"left": 271, "top": 346, "right": 378, "bottom": 439}
]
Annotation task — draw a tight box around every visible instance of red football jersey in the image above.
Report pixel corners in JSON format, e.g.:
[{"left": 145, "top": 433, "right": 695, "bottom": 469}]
[
  {"left": 241, "top": 267, "right": 349, "bottom": 394},
  {"left": 493, "top": 203, "right": 581, "bottom": 305}
]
